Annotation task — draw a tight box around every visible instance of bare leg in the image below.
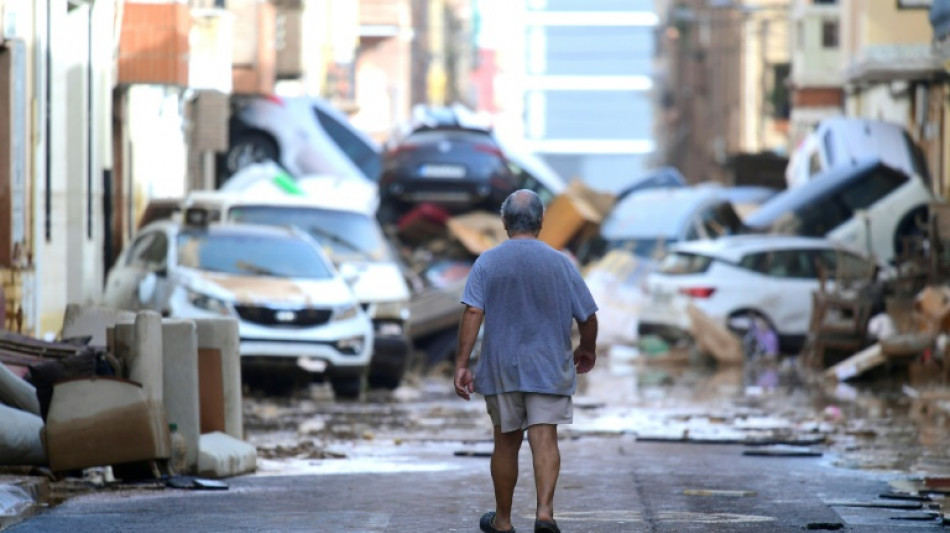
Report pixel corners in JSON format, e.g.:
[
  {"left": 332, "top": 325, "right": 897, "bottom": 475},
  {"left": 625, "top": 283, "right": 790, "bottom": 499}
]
[
  {"left": 490, "top": 426, "right": 524, "bottom": 531},
  {"left": 527, "top": 424, "right": 560, "bottom": 523}
]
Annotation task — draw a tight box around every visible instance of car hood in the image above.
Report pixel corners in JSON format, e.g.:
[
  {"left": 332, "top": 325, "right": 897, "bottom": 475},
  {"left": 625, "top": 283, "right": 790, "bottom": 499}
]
[
  {"left": 346, "top": 262, "right": 411, "bottom": 304},
  {"left": 184, "top": 270, "right": 355, "bottom": 307}
]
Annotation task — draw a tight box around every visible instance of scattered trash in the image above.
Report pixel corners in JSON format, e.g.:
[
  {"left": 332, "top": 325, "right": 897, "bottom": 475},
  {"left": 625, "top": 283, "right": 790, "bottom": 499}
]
[
  {"left": 889, "top": 512, "right": 940, "bottom": 521},
  {"left": 804, "top": 523, "right": 843, "bottom": 531},
  {"left": 453, "top": 451, "right": 492, "bottom": 458},
  {"left": 166, "top": 476, "right": 229, "bottom": 490},
  {"left": 742, "top": 445, "right": 822, "bottom": 457},
  {"left": 825, "top": 500, "right": 923, "bottom": 510},
  {"left": 682, "top": 489, "right": 755, "bottom": 497},
  {"left": 879, "top": 492, "right": 931, "bottom": 502}
]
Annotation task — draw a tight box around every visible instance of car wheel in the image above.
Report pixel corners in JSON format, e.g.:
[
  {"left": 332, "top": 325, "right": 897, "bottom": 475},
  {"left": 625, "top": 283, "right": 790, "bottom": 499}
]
[
  {"left": 726, "top": 309, "right": 779, "bottom": 358},
  {"left": 894, "top": 206, "right": 929, "bottom": 260},
  {"left": 225, "top": 132, "right": 280, "bottom": 175},
  {"left": 367, "top": 373, "right": 401, "bottom": 390},
  {"left": 330, "top": 376, "right": 364, "bottom": 401}
]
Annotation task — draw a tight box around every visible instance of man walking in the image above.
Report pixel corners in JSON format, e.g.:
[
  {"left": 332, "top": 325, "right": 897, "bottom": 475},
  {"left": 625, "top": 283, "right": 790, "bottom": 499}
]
[{"left": 454, "top": 189, "right": 599, "bottom": 533}]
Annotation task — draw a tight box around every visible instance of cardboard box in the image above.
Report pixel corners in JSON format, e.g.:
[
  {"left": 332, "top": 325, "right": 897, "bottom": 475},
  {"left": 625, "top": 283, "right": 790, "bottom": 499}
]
[
  {"left": 538, "top": 179, "right": 615, "bottom": 251},
  {"left": 446, "top": 212, "right": 507, "bottom": 255}
]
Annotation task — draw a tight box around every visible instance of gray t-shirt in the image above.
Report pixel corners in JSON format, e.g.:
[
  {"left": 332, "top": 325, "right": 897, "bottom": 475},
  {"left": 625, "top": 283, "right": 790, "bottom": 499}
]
[{"left": 461, "top": 238, "right": 598, "bottom": 396}]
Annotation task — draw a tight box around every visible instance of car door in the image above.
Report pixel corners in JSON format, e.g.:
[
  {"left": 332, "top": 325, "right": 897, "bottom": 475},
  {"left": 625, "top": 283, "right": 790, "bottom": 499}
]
[{"left": 743, "top": 249, "right": 821, "bottom": 335}]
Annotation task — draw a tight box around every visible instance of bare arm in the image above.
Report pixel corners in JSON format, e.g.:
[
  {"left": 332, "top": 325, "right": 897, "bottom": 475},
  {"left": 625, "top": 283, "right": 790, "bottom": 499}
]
[
  {"left": 454, "top": 305, "right": 484, "bottom": 400},
  {"left": 574, "top": 312, "right": 598, "bottom": 374}
]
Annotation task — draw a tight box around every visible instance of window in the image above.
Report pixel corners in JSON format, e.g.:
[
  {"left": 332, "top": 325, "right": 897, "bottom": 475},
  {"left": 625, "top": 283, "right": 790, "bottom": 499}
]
[
  {"left": 795, "top": 197, "right": 852, "bottom": 236},
  {"left": 836, "top": 170, "right": 906, "bottom": 212},
  {"left": 821, "top": 21, "right": 839, "bottom": 48},
  {"left": 770, "top": 63, "right": 791, "bottom": 120},
  {"left": 126, "top": 232, "right": 168, "bottom": 271},
  {"left": 808, "top": 152, "right": 822, "bottom": 176},
  {"left": 741, "top": 250, "right": 816, "bottom": 279},
  {"left": 815, "top": 249, "right": 875, "bottom": 281},
  {"left": 822, "top": 131, "right": 835, "bottom": 167},
  {"left": 658, "top": 253, "right": 713, "bottom": 275}
]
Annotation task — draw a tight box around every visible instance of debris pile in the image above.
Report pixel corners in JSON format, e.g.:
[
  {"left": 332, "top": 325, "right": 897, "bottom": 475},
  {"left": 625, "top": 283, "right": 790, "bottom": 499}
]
[{"left": 0, "top": 305, "right": 258, "bottom": 501}]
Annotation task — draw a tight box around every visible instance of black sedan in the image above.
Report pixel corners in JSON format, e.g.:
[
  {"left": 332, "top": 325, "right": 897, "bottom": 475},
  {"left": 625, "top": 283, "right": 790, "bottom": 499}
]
[{"left": 378, "top": 126, "right": 517, "bottom": 222}]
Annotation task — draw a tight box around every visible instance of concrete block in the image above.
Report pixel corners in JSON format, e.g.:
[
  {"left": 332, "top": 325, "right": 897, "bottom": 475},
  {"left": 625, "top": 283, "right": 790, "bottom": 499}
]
[
  {"left": 0, "top": 363, "right": 40, "bottom": 416},
  {"left": 114, "top": 312, "right": 164, "bottom": 404},
  {"left": 0, "top": 405, "right": 46, "bottom": 466},
  {"left": 46, "top": 377, "right": 170, "bottom": 472},
  {"left": 161, "top": 319, "right": 200, "bottom": 473},
  {"left": 194, "top": 318, "right": 243, "bottom": 440},
  {"left": 197, "top": 432, "right": 256, "bottom": 478},
  {"left": 61, "top": 304, "right": 135, "bottom": 346}
]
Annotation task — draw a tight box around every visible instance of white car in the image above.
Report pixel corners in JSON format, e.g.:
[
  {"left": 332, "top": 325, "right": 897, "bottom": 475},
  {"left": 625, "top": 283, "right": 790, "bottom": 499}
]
[
  {"left": 786, "top": 117, "right": 931, "bottom": 190},
  {"left": 101, "top": 220, "right": 374, "bottom": 399},
  {"left": 180, "top": 189, "right": 413, "bottom": 390},
  {"left": 744, "top": 159, "right": 935, "bottom": 265},
  {"left": 638, "top": 235, "right": 880, "bottom": 354},
  {"left": 224, "top": 95, "right": 381, "bottom": 184}
]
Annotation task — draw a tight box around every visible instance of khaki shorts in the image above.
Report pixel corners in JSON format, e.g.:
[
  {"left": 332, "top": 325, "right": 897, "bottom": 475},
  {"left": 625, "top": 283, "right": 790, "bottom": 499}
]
[{"left": 484, "top": 392, "right": 573, "bottom": 433}]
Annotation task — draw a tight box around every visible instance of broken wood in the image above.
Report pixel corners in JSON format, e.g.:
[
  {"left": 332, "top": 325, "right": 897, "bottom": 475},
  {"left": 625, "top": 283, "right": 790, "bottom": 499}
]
[
  {"left": 686, "top": 304, "right": 743, "bottom": 365},
  {"left": 823, "top": 343, "right": 885, "bottom": 382}
]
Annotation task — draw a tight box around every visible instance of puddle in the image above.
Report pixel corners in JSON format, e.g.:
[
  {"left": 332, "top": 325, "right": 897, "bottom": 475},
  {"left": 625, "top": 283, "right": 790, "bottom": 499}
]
[{"left": 242, "top": 348, "right": 950, "bottom": 480}]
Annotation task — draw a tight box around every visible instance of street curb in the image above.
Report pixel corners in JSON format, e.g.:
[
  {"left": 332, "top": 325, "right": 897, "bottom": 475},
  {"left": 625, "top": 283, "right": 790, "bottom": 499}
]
[{"left": 0, "top": 476, "right": 50, "bottom": 530}]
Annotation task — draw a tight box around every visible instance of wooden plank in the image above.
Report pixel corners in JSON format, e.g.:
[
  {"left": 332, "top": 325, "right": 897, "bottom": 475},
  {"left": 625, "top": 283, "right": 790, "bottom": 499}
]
[
  {"left": 686, "top": 304, "right": 743, "bottom": 365},
  {"left": 198, "top": 348, "right": 226, "bottom": 434},
  {"left": 824, "top": 343, "right": 885, "bottom": 381}
]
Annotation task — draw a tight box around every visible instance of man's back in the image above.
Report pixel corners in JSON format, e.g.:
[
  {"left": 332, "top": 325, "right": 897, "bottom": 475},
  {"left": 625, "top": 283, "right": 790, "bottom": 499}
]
[{"left": 462, "top": 239, "right": 597, "bottom": 396}]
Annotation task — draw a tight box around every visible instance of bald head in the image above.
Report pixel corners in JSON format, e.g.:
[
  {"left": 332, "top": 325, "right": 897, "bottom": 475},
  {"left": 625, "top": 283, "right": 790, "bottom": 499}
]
[{"left": 500, "top": 189, "right": 544, "bottom": 236}]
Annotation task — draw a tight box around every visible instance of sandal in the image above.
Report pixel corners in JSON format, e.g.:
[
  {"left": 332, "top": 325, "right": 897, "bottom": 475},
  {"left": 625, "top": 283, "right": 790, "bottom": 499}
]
[
  {"left": 480, "top": 511, "right": 516, "bottom": 533},
  {"left": 534, "top": 518, "right": 560, "bottom": 533}
]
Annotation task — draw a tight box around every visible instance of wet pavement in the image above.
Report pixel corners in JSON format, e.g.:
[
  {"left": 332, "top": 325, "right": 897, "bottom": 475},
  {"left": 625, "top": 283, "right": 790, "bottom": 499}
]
[{"left": 9, "top": 348, "right": 950, "bottom": 532}]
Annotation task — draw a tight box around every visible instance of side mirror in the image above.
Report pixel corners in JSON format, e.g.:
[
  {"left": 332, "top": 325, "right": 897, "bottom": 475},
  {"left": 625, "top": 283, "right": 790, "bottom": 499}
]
[{"left": 339, "top": 263, "right": 360, "bottom": 285}]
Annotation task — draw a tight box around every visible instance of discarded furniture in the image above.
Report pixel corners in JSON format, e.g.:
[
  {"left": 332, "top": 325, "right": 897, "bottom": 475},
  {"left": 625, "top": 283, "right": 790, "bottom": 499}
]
[
  {"left": 805, "top": 250, "right": 877, "bottom": 368},
  {"left": 687, "top": 304, "right": 743, "bottom": 365},
  {"left": 45, "top": 377, "right": 170, "bottom": 472},
  {"left": 0, "top": 404, "right": 46, "bottom": 466}
]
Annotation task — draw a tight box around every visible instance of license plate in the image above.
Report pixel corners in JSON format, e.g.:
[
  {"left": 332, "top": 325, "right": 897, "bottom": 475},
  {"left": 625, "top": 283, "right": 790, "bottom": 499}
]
[{"left": 418, "top": 164, "right": 466, "bottom": 178}]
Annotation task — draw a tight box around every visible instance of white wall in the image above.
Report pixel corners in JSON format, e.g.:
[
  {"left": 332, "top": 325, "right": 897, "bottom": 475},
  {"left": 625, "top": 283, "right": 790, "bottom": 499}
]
[{"left": 34, "top": 0, "right": 115, "bottom": 338}]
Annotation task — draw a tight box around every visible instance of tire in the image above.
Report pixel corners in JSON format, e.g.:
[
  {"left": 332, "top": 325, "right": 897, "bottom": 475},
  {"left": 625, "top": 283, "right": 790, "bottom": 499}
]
[
  {"left": 224, "top": 132, "right": 280, "bottom": 175},
  {"left": 367, "top": 373, "right": 401, "bottom": 390},
  {"left": 893, "top": 206, "right": 929, "bottom": 261},
  {"left": 330, "top": 375, "right": 364, "bottom": 401}
]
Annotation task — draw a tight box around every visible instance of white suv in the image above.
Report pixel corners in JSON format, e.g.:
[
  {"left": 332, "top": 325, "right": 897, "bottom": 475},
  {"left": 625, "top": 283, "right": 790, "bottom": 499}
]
[
  {"left": 102, "top": 220, "right": 374, "bottom": 399},
  {"left": 639, "top": 235, "right": 879, "bottom": 354}
]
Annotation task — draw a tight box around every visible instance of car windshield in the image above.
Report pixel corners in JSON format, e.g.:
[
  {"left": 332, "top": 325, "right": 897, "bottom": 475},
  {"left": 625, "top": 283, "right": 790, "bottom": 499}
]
[
  {"left": 313, "top": 107, "right": 381, "bottom": 181},
  {"left": 227, "top": 205, "right": 391, "bottom": 262},
  {"left": 177, "top": 232, "right": 333, "bottom": 279}
]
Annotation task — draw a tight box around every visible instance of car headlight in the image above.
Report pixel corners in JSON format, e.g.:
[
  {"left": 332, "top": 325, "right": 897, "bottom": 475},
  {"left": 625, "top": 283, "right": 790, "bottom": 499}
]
[
  {"left": 371, "top": 301, "right": 410, "bottom": 321},
  {"left": 332, "top": 303, "right": 360, "bottom": 322},
  {"left": 335, "top": 335, "right": 365, "bottom": 355},
  {"left": 186, "top": 288, "right": 232, "bottom": 316}
]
